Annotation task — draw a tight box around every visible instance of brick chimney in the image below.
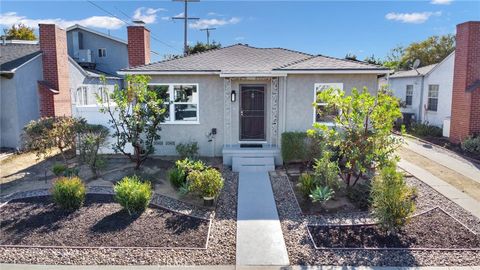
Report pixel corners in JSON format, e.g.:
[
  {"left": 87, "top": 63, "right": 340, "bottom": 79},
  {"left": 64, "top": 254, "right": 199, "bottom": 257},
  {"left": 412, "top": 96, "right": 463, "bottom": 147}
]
[
  {"left": 38, "top": 24, "right": 71, "bottom": 117},
  {"left": 449, "top": 21, "right": 480, "bottom": 143},
  {"left": 127, "top": 21, "right": 151, "bottom": 67}
]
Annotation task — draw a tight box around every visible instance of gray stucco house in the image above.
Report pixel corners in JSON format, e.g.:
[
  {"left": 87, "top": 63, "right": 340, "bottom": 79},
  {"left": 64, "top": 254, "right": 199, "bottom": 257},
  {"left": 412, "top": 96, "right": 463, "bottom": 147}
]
[
  {"left": 118, "top": 36, "right": 390, "bottom": 168},
  {"left": 0, "top": 25, "right": 124, "bottom": 150}
]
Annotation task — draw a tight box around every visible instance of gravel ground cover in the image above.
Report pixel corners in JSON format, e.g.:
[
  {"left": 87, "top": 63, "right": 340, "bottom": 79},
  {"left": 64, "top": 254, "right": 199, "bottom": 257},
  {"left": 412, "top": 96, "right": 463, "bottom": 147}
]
[
  {"left": 270, "top": 170, "right": 480, "bottom": 266},
  {"left": 0, "top": 194, "right": 210, "bottom": 248},
  {"left": 308, "top": 207, "right": 480, "bottom": 249},
  {"left": 0, "top": 169, "right": 238, "bottom": 265}
]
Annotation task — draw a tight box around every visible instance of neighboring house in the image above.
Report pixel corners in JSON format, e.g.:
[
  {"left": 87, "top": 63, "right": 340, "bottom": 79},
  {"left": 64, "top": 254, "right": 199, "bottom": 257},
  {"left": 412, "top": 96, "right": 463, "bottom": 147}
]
[
  {"left": 0, "top": 24, "right": 124, "bottom": 149},
  {"left": 1, "top": 42, "right": 43, "bottom": 148},
  {"left": 115, "top": 24, "right": 390, "bottom": 167},
  {"left": 387, "top": 52, "right": 454, "bottom": 128},
  {"left": 385, "top": 21, "right": 479, "bottom": 143}
]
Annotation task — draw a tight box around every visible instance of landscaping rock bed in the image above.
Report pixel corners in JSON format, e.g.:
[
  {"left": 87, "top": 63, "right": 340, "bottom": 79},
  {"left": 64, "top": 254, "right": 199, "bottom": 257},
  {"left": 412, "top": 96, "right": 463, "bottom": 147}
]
[
  {"left": 0, "top": 194, "right": 210, "bottom": 248},
  {"left": 308, "top": 207, "right": 480, "bottom": 250},
  {"left": 0, "top": 169, "right": 238, "bottom": 265},
  {"left": 270, "top": 170, "right": 480, "bottom": 266}
]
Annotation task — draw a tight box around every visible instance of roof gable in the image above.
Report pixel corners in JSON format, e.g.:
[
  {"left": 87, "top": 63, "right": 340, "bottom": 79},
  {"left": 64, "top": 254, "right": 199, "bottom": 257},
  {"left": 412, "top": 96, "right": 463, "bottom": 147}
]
[
  {"left": 0, "top": 44, "right": 41, "bottom": 72},
  {"left": 66, "top": 24, "right": 127, "bottom": 45}
]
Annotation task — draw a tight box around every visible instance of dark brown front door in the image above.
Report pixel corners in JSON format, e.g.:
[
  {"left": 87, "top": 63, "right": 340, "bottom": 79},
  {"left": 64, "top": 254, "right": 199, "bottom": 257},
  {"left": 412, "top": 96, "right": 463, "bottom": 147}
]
[{"left": 240, "top": 85, "right": 265, "bottom": 141}]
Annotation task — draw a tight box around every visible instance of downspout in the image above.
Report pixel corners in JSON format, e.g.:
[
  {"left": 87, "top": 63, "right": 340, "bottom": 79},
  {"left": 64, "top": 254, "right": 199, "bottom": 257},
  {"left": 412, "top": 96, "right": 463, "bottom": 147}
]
[
  {"left": 418, "top": 75, "right": 425, "bottom": 123},
  {"left": 282, "top": 76, "right": 287, "bottom": 134}
]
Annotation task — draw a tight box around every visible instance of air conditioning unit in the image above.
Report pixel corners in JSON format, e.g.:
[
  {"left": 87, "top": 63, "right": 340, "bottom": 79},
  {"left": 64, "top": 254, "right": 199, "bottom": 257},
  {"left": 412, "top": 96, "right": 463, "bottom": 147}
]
[{"left": 77, "top": 49, "right": 92, "bottom": 63}]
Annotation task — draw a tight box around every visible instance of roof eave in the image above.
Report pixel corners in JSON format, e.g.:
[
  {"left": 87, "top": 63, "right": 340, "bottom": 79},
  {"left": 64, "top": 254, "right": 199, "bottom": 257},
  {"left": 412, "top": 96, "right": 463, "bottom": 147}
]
[
  {"left": 272, "top": 69, "right": 391, "bottom": 75},
  {"left": 117, "top": 70, "right": 222, "bottom": 75}
]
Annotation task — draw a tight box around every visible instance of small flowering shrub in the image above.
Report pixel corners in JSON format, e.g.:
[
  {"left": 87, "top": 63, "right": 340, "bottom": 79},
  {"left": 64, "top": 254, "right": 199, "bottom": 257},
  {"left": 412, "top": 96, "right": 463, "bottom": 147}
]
[
  {"left": 114, "top": 175, "right": 152, "bottom": 216},
  {"left": 52, "top": 176, "right": 86, "bottom": 210}
]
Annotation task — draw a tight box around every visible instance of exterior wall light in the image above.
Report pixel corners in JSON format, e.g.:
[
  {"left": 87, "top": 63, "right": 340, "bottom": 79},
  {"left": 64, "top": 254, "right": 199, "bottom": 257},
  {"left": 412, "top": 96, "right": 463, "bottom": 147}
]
[{"left": 231, "top": 90, "right": 236, "bottom": 102}]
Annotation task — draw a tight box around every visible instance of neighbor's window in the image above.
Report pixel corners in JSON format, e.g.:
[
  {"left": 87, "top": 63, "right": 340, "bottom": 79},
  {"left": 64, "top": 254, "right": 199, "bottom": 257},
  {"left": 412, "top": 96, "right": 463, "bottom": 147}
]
[
  {"left": 97, "top": 86, "right": 110, "bottom": 103},
  {"left": 76, "top": 86, "right": 89, "bottom": 106},
  {"left": 314, "top": 83, "right": 343, "bottom": 123},
  {"left": 147, "top": 84, "right": 199, "bottom": 123},
  {"left": 98, "top": 48, "right": 107, "bottom": 58},
  {"left": 405, "top": 85, "right": 413, "bottom": 106},
  {"left": 427, "top": 85, "right": 439, "bottom": 111}
]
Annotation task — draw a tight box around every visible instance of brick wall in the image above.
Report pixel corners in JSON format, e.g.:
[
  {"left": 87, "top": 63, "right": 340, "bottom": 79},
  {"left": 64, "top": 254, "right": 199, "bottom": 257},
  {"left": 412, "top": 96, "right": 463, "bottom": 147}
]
[
  {"left": 38, "top": 24, "right": 71, "bottom": 117},
  {"left": 127, "top": 25, "right": 151, "bottom": 67},
  {"left": 449, "top": 21, "right": 480, "bottom": 143}
]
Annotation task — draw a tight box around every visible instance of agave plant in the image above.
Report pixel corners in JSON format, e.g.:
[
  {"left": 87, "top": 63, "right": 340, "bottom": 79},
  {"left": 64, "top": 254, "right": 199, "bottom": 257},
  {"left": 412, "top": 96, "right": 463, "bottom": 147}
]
[{"left": 309, "top": 186, "right": 335, "bottom": 203}]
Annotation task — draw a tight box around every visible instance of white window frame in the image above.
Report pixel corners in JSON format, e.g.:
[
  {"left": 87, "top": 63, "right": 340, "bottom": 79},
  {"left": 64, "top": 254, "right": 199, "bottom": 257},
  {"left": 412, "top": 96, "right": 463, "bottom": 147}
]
[
  {"left": 427, "top": 84, "right": 439, "bottom": 112},
  {"left": 98, "top": 48, "right": 107, "bottom": 58},
  {"left": 313, "top": 83, "right": 344, "bottom": 125},
  {"left": 405, "top": 85, "right": 413, "bottom": 106},
  {"left": 148, "top": 83, "right": 200, "bottom": 124},
  {"left": 97, "top": 86, "right": 110, "bottom": 105},
  {"left": 75, "top": 85, "right": 90, "bottom": 107}
]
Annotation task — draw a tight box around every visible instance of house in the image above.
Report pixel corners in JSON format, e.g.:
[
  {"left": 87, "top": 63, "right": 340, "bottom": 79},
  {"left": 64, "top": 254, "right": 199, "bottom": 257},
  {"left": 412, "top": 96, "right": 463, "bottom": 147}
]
[
  {"left": 387, "top": 52, "right": 455, "bottom": 129},
  {"left": 115, "top": 24, "right": 390, "bottom": 167},
  {"left": 0, "top": 24, "right": 124, "bottom": 149},
  {"left": 385, "top": 21, "right": 480, "bottom": 143}
]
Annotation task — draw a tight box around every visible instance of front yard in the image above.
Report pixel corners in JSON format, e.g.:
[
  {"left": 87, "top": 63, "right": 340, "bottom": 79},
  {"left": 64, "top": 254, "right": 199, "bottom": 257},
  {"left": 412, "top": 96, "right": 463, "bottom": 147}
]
[
  {"left": 270, "top": 169, "right": 480, "bottom": 266},
  {"left": 0, "top": 153, "right": 238, "bottom": 265}
]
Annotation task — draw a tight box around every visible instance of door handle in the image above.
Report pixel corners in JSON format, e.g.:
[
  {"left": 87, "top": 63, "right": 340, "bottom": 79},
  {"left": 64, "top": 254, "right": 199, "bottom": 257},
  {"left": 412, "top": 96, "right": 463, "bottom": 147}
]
[{"left": 240, "top": 110, "right": 244, "bottom": 116}]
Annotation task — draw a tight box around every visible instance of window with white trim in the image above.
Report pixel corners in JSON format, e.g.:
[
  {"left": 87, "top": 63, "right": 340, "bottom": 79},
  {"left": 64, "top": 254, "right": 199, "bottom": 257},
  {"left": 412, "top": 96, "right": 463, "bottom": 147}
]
[
  {"left": 314, "top": 83, "right": 343, "bottom": 123},
  {"left": 97, "top": 86, "right": 110, "bottom": 104},
  {"left": 98, "top": 48, "right": 107, "bottom": 58},
  {"left": 427, "top": 84, "right": 439, "bottom": 111},
  {"left": 76, "top": 86, "right": 89, "bottom": 106},
  {"left": 147, "top": 84, "right": 199, "bottom": 123},
  {"left": 405, "top": 85, "right": 413, "bottom": 106}
]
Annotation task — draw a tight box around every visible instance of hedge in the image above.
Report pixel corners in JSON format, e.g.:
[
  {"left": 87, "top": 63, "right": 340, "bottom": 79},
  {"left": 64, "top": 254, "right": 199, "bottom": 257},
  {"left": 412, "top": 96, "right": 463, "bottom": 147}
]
[{"left": 281, "top": 132, "right": 321, "bottom": 164}]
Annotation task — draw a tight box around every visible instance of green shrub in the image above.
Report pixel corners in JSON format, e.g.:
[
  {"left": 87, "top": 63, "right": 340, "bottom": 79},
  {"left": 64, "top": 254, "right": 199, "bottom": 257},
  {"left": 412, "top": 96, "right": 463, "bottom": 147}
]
[
  {"left": 461, "top": 135, "right": 480, "bottom": 155},
  {"left": 52, "top": 163, "right": 67, "bottom": 176},
  {"left": 187, "top": 168, "right": 224, "bottom": 198},
  {"left": 175, "top": 158, "right": 205, "bottom": 174},
  {"left": 168, "top": 166, "right": 187, "bottom": 188},
  {"left": 281, "top": 132, "right": 308, "bottom": 164},
  {"left": 371, "top": 162, "right": 416, "bottom": 234},
  {"left": 313, "top": 151, "right": 340, "bottom": 191},
  {"left": 176, "top": 141, "right": 199, "bottom": 160},
  {"left": 409, "top": 122, "right": 443, "bottom": 137},
  {"left": 346, "top": 183, "right": 372, "bottom": 211},
  {"left": 63, "top": 167, "right": 79, "bottom": 177},
  {"left": 78, "top": 124, "right": 109, "bottom": 178},
  {"left": 309, "top": 186, "right": 335, "bottom": 203},
  {"left": 114, "top": 175, "right": 152, "bottom": 216},
  {"left": 297, "top": 173, "right": 317, "bottom": 197},
  {"left": 52, "top": 176, "right": 86, "bottom": 210}
]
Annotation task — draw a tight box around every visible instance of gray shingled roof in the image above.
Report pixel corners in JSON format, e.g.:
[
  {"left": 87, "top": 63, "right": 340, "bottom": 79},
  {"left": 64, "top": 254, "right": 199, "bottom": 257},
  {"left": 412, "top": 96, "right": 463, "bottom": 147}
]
[
  {"left": 389, "top": 64, "right": 437, "bottom": 78},
  {"left": 276, "top": 55, "right": 389, "bottom": 71},
  {"left": 123, "top": 44, "right": 388, "bottom": 73},
  {"left": 0, "top": 44, "right": 41, "bottom": 72}
]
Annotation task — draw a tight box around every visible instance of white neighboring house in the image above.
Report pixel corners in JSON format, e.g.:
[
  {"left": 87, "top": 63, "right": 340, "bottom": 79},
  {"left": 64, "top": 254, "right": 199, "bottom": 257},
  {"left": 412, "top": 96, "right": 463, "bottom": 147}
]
[{"left": 385, "top": 52, "right": 455, "bottom": 134}]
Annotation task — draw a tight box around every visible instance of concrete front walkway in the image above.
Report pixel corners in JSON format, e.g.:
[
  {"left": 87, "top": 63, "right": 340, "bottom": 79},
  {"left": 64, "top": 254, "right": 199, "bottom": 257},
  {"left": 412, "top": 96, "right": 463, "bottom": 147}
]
[{"left": 236, "top": 171, "right": 289, "bottom": 266}]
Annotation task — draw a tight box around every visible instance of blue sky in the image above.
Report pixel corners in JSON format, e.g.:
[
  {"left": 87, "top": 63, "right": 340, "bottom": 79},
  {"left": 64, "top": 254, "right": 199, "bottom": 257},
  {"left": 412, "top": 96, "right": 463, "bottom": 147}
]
[{"left": 2, "top": 0, "right": 479, "bottom": 62}]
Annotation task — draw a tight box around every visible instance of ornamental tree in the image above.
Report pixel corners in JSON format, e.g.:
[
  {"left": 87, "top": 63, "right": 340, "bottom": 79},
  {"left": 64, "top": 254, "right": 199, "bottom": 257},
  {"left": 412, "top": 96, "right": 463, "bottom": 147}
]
[
  {"left": 23, "top": 117, "right": 85, "bottom": 164},
  {"left": 307, "top": 87, "right": 403, "bottom": 186},
  {"left": 98, "top": 75, "right": 168, "bottom": 170}
]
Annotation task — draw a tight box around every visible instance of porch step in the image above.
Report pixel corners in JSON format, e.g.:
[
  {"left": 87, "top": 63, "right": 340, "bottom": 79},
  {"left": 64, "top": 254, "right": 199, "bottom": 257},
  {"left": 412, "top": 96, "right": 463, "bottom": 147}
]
[{"left": 232, "top": 156, "right": 275, "bottom": 172}]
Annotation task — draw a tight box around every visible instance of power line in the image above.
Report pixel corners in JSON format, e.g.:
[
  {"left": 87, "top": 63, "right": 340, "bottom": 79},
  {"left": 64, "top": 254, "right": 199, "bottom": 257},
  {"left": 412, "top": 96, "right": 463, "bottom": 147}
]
[{"left": 87, "top": 1, "right": 181, "bottom": 53}]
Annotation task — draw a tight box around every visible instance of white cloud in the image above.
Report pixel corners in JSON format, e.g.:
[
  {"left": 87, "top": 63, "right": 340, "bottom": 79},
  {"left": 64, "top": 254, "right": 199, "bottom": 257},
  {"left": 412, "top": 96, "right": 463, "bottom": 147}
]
[
  {"left": 0, "top": 12, "right": 124, "bottom": 30},
  {"left": 172, "top": 12, "right": 185, "bottom": 18},
  {"left": 189, "top": 17, "right": 241, "bottom": 29},
  {"left": 385, "top": 11, "right": 441, "bottom": 24},
  {"left": 235, "top": 36, "right": 245, "bottom": 41},
  {"left": 132, "top": 7, "right": 166, "bottom": 24},
  {"left": 207, "top": 12, "right": 224, "bottom": 17},
  {"left": 431, "top": 0, "right": 453, "bottom": 5}
]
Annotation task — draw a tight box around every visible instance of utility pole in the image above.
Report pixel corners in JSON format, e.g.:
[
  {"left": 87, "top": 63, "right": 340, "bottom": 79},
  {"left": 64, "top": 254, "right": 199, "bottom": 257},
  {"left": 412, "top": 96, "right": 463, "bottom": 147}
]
[
  {"left": 172, "top": 0, "right": 200, "bottom": 56},
  {"left": 200, "top": 28, "right": 216, "bottom": 45}
]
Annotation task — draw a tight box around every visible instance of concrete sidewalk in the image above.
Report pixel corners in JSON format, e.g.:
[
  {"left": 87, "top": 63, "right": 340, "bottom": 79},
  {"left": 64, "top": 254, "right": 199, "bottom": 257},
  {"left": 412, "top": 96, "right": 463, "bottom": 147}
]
[
  {"left": 403, "top": 137, "right": 480, "bottom": 183},
  {"left": 236, "top": 171, "right": 289, "bottom": 266},
  {"left": 399, "top": 159, "right": 480, "bottom": 219},
  {"left": 1, "top": 264, "right": 478, "bottom": 270}
]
